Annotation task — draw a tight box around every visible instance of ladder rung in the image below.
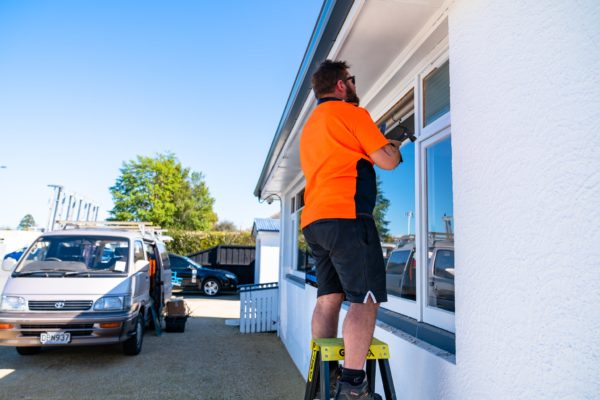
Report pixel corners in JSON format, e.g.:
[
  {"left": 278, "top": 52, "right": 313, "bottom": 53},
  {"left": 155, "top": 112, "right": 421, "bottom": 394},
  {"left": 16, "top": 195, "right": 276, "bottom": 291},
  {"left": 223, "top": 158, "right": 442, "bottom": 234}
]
[{"left": 312, "top": 338, "right": 390, "bottom": 361}]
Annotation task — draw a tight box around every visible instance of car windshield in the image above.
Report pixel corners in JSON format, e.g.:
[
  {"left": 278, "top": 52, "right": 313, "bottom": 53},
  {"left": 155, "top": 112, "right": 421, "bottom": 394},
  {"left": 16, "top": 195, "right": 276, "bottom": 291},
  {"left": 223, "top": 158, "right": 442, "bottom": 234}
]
[{"left": 14, "top": 236, "right": 130, "bottom": 276}]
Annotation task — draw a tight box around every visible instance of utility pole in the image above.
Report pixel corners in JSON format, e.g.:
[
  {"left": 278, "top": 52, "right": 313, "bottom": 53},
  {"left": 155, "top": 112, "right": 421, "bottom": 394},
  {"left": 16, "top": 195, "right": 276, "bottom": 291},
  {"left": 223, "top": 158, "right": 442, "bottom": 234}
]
[
  {"left": 405, "top": 211, "right": 414, "bottom": 235},
  {"left": 442, "top": 214, "right": 453, "bottom": 239}
]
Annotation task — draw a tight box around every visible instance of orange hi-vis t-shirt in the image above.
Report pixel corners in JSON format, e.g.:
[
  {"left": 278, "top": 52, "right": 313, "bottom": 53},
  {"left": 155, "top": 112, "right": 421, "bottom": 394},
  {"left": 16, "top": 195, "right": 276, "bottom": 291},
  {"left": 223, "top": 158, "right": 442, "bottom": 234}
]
[{"left": 300, "top": 99, "right": 389, "bottom": 229}]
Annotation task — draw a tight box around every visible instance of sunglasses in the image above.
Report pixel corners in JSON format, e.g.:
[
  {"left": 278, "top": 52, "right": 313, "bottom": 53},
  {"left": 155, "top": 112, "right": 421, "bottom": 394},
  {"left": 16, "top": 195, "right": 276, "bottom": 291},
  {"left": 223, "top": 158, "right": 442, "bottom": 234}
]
[{"left": 343, "top": 75, "right": 356, "bottom": 85}]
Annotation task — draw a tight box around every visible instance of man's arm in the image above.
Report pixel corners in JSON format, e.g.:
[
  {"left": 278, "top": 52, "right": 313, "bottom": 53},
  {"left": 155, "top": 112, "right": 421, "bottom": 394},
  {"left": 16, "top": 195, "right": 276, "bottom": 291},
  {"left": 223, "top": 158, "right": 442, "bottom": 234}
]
[{"left": 370, "top": 140, "right": 402, "bottom": 170}]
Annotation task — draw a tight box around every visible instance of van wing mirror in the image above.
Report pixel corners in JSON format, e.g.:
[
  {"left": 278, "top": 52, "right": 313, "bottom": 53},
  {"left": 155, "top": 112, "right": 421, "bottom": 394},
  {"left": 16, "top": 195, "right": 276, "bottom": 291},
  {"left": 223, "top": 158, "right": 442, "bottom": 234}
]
[{"left": 2, "top": 257, "right": 17, "bottom": 272}]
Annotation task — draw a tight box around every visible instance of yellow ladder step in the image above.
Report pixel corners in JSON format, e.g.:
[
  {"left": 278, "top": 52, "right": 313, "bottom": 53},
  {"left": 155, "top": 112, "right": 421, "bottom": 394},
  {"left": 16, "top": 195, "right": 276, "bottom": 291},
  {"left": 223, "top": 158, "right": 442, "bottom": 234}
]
[
  {"left": 312, "top": 337, "right": 390, "bottom": 361},
  {"left": 304, "top": 337, "right": 396, "bottom": 400}
]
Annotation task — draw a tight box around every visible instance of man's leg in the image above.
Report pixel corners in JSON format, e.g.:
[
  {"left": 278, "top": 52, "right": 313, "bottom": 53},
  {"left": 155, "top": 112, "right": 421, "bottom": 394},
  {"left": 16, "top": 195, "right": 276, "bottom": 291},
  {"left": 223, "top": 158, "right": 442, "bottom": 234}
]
[
  {"left": 342, "top": 298, "right": 379, "bottom": 369},
  {"left": 312, "top": 292, "right": 345, "bottom": 338}
]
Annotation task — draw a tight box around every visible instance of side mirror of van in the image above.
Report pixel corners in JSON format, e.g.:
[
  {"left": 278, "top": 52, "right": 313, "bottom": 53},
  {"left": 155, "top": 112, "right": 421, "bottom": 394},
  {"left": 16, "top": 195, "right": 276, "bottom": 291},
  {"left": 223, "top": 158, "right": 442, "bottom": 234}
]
[
  {"left": 2, "top": 257, "right": 17, "bottom": 272},
  {"left": 134, "top": 260, "right": 149, "bottom": 271}
]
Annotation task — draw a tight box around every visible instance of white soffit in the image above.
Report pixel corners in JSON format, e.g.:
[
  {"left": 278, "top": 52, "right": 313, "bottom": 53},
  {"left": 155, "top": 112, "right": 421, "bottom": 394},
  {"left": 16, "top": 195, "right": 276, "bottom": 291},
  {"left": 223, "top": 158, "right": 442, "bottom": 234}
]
[
  {"left": 263, "top": 0, "right": 447, "bottom": 197},
  {"left": 337, "top": 0, "right": 446, "bottom": 103}
]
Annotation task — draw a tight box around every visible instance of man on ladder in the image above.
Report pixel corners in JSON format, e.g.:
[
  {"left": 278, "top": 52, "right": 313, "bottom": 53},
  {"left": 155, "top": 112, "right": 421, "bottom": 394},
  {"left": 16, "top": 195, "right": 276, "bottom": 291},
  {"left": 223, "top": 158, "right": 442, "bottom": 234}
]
[{"left": 300, "top": 60, "right": 402, "bottom": 399}]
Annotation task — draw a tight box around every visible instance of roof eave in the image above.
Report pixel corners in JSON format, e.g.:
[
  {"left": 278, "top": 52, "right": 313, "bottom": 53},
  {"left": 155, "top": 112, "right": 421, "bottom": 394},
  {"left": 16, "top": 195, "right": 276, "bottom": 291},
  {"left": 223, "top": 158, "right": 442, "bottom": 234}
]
[{"left": 254, "top": 0, "right": 355, "bottom": 199}]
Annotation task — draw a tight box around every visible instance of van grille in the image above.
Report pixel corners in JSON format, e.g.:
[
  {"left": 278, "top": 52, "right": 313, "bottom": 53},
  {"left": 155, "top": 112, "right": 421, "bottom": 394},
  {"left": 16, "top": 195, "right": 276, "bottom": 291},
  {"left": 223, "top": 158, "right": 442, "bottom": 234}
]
[
  {"left": 20, "top": 323, "right": 94, "bottom": 337},
  {"left": 28, "top": 301, "right": 93, "bottom": 311}
]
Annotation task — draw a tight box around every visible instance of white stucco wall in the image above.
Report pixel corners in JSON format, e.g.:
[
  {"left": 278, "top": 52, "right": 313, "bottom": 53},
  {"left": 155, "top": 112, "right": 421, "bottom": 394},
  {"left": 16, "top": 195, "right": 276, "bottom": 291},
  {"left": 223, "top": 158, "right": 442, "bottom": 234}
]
[
  {"left": 279, "top": 277, "right": 458, "bottom": 398},
  {"left": 449, "top": 1, "right": 600, "bottom": 398},
  {"left": 255, "top": 231, "right": 280, "bottom": 284},
  {"left": 279, "top": 279, "right": 317, "bottom": 378}
]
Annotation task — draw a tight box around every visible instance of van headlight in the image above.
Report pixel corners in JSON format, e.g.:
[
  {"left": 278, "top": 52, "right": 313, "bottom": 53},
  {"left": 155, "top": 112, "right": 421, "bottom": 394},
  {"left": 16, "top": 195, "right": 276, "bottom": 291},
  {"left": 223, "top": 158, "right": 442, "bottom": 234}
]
[
  {"left": 93, "top": 296, "right": 130, "bottom": 311},
  {"left": 0, "top": 296, "right": 27, "bottom": 312}
]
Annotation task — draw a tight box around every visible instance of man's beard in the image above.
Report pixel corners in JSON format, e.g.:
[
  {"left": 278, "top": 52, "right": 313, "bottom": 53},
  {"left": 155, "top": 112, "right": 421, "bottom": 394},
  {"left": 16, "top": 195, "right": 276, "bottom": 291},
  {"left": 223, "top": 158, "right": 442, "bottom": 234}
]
[{"left": 345, "top": 87, "right": 360, "bottom": 106}]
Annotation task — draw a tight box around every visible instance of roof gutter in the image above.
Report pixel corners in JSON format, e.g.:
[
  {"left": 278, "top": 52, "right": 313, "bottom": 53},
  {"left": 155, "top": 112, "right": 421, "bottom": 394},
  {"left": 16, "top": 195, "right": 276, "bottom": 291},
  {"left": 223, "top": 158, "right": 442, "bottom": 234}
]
[{"left": 254, "top": 0, "right": 355, "bottom": 199}]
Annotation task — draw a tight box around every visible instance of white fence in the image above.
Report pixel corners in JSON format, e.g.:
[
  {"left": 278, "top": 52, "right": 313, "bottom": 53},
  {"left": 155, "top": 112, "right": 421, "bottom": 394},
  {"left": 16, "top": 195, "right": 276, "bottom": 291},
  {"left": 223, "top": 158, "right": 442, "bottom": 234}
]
[{"left": 239, "top": 282, "right": 278, "bottom": 333}]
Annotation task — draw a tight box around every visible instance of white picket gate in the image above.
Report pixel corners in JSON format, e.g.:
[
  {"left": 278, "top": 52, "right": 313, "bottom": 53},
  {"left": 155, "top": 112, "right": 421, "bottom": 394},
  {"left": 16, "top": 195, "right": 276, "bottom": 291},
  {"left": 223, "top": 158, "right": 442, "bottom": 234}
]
[{"left": 239, "top": 282, "right": 279, "bottom": 333}]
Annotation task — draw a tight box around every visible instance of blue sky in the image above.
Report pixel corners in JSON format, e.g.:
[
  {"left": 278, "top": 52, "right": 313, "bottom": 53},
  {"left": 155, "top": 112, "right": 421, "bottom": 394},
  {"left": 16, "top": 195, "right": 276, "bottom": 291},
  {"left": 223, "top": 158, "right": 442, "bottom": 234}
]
[{"left": 0, "top": 0, "right": 323, "bottom": 230}]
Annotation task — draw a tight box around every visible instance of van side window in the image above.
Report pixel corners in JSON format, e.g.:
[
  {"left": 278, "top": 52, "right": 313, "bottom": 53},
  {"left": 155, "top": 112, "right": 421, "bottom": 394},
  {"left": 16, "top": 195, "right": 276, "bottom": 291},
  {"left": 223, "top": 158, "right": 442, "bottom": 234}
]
[
  {"left": 134, "top": 241, "right": 145, "bottom": 262},
  {"left": 156, "top": 242, "right": 170, "bottom": 270}
]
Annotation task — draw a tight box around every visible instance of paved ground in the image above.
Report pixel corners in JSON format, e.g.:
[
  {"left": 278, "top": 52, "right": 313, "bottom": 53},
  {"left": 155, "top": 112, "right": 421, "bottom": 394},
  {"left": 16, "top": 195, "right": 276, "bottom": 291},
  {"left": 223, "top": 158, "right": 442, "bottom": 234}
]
[{"left": 0, "top": 295, "right": 305, "bottom": 400}]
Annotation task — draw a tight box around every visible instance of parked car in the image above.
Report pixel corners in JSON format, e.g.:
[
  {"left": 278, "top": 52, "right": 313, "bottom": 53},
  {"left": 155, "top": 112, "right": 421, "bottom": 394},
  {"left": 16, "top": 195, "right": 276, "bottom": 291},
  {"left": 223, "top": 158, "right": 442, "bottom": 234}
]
[
  {"left": 427, "top": 241, "right": 454, "bottom": 312},
  {"left": 168, "top": 253, "right": 238, "bottom": 296},
  {"left": 385, "top": 239, "right": 454, "bottom": 312},
  {"left": 2, "top": 247, "right": 27, "bottom": 262},
  {"left": 0, "top": 225, "right": 173, "bottom": 356},
  {"left": 385, "top": 244, "right": 415, "bottom": 300}
]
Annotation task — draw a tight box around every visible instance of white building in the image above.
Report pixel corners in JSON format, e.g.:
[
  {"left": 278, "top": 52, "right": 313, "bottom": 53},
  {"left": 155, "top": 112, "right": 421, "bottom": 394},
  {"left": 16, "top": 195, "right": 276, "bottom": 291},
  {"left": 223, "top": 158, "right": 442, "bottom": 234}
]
[
  {"left": 251, "top": 218, "right": 280, "bottom": 284},
  {"left": 254, "top": 0, "right": 600, "bottom": 398}
]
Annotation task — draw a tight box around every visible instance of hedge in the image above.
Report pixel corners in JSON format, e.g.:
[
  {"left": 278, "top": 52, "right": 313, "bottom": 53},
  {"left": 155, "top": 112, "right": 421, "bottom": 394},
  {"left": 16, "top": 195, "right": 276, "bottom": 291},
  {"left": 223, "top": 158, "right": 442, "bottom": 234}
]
[{"left": 166, "top": 230, "right": 255, "bottom": 256}]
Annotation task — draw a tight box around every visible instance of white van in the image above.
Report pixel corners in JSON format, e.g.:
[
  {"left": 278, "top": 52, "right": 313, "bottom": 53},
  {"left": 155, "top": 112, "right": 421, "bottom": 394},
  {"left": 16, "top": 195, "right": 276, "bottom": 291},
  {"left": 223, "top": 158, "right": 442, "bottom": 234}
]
[{"left": 0, "top": 225, "right": 172, "bottom": 356}]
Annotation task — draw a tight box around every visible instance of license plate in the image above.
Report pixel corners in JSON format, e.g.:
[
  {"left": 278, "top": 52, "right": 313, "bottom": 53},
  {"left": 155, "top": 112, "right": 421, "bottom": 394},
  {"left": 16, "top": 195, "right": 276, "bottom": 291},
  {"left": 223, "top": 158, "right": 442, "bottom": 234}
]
[{"left": 40, "top": 331, "right": 71, "bottom": 344}]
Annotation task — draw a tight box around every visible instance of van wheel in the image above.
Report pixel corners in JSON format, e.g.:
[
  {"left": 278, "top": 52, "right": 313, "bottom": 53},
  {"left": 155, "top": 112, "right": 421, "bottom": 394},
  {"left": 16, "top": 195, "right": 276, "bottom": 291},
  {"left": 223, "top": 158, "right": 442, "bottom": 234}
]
[
  {"left": 123, "top": 313, "right": 144, "bottom": 356},
  {"left": 202, "top": 279, "right": 220, "bottom": 296},
  {"left": 16, "top": 346, "right": 41, "bottom": 355}
]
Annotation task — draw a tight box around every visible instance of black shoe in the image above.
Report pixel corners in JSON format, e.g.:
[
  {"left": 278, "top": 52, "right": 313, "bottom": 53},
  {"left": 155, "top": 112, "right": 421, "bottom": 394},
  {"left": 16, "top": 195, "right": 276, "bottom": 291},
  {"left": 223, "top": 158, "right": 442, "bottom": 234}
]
[{"left": 333, "top": 379, "right": 382, "bottom": 400}]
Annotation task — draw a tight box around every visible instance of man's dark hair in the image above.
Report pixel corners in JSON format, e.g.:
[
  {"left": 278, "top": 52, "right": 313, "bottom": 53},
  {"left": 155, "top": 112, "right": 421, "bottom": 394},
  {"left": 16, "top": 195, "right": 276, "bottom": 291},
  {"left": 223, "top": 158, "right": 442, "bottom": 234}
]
[{"left": 311, "top": 60, "right": 350, "bottom": 98}]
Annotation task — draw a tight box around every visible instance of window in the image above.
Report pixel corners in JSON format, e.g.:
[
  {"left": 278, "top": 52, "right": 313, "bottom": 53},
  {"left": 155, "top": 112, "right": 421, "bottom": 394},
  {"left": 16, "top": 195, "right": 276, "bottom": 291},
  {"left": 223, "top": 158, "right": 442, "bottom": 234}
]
[
  {"left": 373, "top": 56, "right": 454, "bottom": 332},
  {"left": 169, "top": 256, "right": 187, "bottom": 271},
  {"left": 16, "top": 236, "right": 129, "bottom": 274},
  {"left": 423, "top": 60, "right": 450, "bottom": 127},
  {"left": 376, "top": 89, "right": 420, "bottom": 319},
  {"left": 157, "top": 242, "right": 170, "bottom": 270},
  {"left": 134, "top": 241, "right": 145, "bottom": 262},
  {"left": 290, "top": 188, "right": 313, "bottom": 272},
  {"left": 425, "top": 137, "right": 454, "bottom": 313}
]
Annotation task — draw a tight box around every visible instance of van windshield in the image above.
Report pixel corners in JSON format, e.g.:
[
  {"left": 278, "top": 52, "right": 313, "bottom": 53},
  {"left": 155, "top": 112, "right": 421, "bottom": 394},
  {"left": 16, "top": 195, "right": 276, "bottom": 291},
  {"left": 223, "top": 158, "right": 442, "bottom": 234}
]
[{"left": 14, "top": 236, "right": 129, "bottom": 277}]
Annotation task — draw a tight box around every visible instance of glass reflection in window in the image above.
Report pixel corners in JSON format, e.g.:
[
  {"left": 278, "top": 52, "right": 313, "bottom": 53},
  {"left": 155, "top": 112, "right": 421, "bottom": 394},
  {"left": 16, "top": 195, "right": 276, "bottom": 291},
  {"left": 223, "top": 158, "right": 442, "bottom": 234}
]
[
  {"left": 426, "top": 137, "right": 455, "bottom": 312},
  {"left": 376, "top": 114, "right": 417, "bottom": 301}
]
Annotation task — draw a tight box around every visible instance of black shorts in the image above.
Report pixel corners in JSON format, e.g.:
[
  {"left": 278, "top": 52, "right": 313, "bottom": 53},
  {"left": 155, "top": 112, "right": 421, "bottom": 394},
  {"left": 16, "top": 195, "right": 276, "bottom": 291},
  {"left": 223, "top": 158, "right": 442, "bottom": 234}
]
[{"left": 302, "top": 217, "right": 387, "bottom": 303}]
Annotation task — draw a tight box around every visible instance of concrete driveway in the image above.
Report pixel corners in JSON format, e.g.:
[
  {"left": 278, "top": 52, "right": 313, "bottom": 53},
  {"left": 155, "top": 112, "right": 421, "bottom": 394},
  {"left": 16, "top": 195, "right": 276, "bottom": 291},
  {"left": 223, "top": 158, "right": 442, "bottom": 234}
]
[{"left": 0, "top": 295, "right": 305, "bottom": 400}]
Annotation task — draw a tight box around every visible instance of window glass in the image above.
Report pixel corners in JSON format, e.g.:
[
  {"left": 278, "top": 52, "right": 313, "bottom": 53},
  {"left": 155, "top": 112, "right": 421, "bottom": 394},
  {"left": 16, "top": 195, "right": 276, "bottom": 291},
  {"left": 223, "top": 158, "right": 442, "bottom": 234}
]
[
  {"left": 426, "top": 137, "right": 455, "bottom": 312},
  {"left": 157, "top": 242, "right": 170, "bottom": 270},
  {"left": 169, "top": 256, "right": 187, "bottom": 270},
  {"left": 134, "top": 241, "right": 145, "bottom": 262},
  {"left": 16, "top": 236, "right": 129, "bottom": 274},
  {"left": 423, "top": 61, "right": 450, "bottom": 126},
  {"left": 295, "top": 209, "right": 314, "bottom": 272},
  {"left": 376, "top": 114, "right": 416, "bottom": 301}
]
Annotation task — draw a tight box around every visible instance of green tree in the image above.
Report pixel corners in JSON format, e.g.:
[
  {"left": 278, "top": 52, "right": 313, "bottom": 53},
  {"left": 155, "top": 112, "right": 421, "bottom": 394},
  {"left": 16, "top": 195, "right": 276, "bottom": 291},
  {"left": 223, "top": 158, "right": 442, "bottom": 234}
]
[
  {"left": 373, "top": 176, "right": 391, "bottom": 241},
  {"left": 17, "top": 214, "right": 36, "bottom": 230},
  {"left": 109, "top": 153, "right": 217, "bottom": 230},
  {"left": 213, "top": 220, "right": 237, "bottom": 231}
]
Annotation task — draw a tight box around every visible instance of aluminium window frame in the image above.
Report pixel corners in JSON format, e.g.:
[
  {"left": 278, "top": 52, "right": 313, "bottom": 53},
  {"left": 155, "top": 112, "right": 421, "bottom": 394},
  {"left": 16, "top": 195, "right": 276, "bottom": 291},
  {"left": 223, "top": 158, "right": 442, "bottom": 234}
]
[
  {"left": 286, "top": 177, "right": 307, "bottom": 279},
  {"left": 379, "top": 50, "right": 454, "bottom": 333},
  {"left": 417, "top": 52, "right": 454, "bottom": 332}
]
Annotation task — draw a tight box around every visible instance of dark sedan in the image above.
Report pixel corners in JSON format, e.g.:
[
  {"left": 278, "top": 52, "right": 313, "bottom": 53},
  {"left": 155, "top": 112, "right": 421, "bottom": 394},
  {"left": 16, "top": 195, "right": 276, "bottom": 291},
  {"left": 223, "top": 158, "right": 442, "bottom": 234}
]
[{"left": 168, "top": 254, "right": 238, "bottom": 296}]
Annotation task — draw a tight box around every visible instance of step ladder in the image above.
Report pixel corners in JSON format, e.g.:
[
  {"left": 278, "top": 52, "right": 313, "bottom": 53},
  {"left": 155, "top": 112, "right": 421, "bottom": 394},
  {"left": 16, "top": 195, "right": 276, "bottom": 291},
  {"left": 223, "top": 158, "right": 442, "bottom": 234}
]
[{"left": 304, "top": 338, "right": 396, "bottom": 400}]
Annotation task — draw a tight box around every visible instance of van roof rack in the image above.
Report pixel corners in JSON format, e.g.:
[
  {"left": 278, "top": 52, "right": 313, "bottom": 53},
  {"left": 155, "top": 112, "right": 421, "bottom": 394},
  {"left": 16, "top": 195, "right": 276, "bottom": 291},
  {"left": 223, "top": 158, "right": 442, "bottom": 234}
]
[{"left": 55, "top": 221, "right": 170, "bottom": 241}]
